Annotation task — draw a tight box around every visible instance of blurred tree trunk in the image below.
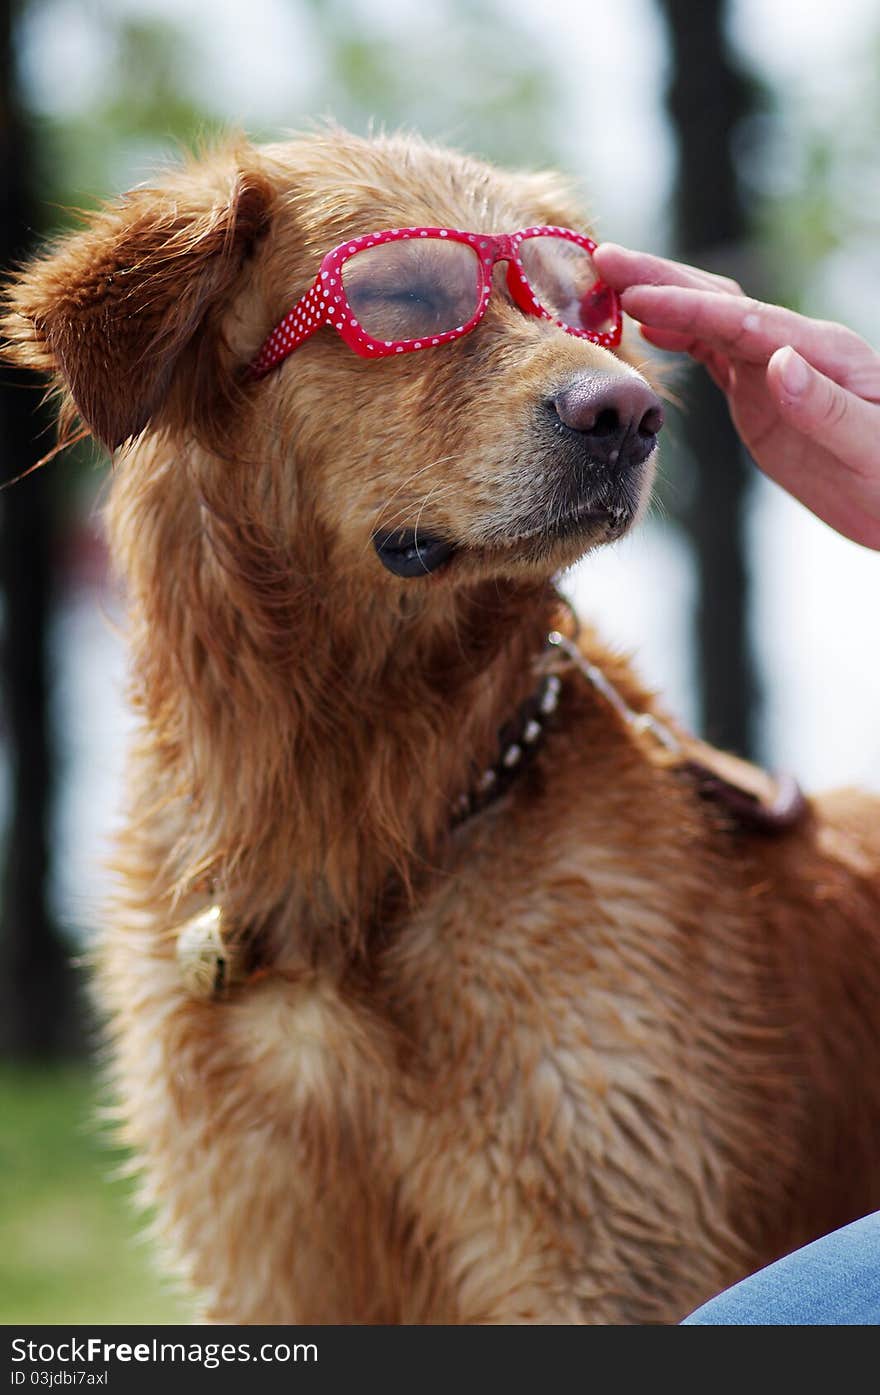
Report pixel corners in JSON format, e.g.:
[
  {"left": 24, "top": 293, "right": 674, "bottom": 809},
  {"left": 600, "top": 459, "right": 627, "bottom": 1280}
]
[
  {"left": 659, "top": 0, "right": 760, "bottom": 756},
  {"left": 0, "top": 0, "right": 80, "bottom": 1056}
]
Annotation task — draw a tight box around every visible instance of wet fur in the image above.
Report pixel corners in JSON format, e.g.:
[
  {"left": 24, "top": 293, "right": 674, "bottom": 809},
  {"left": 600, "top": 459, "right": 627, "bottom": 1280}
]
[{"left": 4, "top": 129, "right": 880, "bottom": 1323}]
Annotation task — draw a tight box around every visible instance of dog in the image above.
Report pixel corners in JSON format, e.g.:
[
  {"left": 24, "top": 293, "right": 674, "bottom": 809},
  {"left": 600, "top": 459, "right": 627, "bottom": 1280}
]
[{"left": 4, "top": 127, "right": 880, "bottom": 1324}]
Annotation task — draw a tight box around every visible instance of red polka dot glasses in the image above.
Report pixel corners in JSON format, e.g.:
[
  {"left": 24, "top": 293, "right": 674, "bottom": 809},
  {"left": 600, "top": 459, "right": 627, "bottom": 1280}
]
[{"left": 251, "top": 226, "right": 622, "bottom": 377}]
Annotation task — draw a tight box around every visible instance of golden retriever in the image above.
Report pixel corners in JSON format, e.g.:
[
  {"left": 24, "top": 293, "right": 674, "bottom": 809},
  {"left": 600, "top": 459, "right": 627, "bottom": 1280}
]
[{"left": 4, "top": 127, "right": 880, "bottom": 1324}]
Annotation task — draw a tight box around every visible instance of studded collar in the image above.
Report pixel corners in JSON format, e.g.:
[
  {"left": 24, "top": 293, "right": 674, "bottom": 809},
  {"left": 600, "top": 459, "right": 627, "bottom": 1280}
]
[
  {"left": 176, "top": 604, "right": 807, "bottom": 1000},
  {"left": 452, "top": 607, "right": 807, "bottom": 835},
  {"left": 452, "top": 669, "right": 561, "bottom": 826}
]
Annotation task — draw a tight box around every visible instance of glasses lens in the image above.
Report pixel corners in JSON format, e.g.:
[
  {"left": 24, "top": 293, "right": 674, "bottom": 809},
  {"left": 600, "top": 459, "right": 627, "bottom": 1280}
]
[
  {"left": 341, "top": 237, "right": 481, "bottom": 343},
  {"left": 518, "top": 235, "right": 618, "bottom": 337}
]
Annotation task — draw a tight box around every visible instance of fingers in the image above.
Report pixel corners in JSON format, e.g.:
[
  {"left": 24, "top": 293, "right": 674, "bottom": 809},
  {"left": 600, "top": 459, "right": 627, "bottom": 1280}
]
[
  {"left": 635, "top": 323, "right": 731, "bottom": 389},
  {"left": 768, "top": 346, "right": 880, "bottom": 480},
  {"left": 636, "top": 325, "right": 695, "bottom": 353},
  {"left": 594, "top": 242, "right": 742, "bottom": 296},
  {"left": 597, "top": 244, "right": 880, "bottom": 548},
  {"left": 618, "top": 284, "right": 875, "bottom": 388}
]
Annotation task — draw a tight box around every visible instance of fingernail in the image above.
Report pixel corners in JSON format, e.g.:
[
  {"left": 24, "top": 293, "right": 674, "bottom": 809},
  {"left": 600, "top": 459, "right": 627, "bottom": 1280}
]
[{"left": 778, "top": 346, "right": 810, "bottom": 396}]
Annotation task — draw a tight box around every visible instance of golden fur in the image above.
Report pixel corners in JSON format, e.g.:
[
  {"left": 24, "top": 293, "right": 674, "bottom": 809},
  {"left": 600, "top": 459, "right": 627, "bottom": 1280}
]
[{"left": 4, "top": 128, "right": 880, "bottom": 1323}]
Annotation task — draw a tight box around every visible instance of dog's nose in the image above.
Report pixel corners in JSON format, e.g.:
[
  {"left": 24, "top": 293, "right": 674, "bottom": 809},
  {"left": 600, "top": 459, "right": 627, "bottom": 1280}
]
[{"left": 550, "top": 374, "right": 664, "bottom": 469}]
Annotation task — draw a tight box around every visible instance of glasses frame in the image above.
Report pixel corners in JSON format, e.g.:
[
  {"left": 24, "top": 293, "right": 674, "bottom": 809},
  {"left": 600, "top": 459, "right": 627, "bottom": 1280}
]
[{"left": 250, "top": 225, "right": 622, "bottom": 378}]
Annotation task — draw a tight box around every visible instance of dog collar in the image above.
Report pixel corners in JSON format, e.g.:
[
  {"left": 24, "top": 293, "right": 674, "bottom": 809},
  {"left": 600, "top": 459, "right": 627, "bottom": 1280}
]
[
  {"left": 452, "top": 622, "right": 806, "bottom": 835},
  {"left": 175, "top": 616, "right": 807, "bottom": 1000},
  {"left": 451, "top": 670, "right": 561, "bottom": 826},
  {"left": 546, "top": 627, "right": 808, "bottom": 835}
]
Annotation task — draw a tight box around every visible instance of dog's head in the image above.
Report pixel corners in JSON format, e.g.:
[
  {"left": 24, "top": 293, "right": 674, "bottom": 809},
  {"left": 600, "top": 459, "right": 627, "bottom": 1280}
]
[
  {"left": 3, "top": 129, "right": 661, "bottom": 595},
  {"left": 2, "top": 129, "right": 668, "bottom": 914}
]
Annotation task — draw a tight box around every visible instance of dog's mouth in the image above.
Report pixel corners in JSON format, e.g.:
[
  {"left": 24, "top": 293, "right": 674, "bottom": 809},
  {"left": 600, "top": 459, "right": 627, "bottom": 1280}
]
[
  {"left": 372, "top": 526, "right": 458, "bottom": 578},
  {"left": 477, "top": 476, "right": 645, "bottom": 561},
  {"left": 372, "top": 500, "right": 628, "bottom": 581},
  {"left": 371, "top": 508, "right": 616, "bottom": 581},
  {"left": 372, "top": 464, "right": 648, "bottom": 579},
  {"left": 501, "top": 502, "right": 623, "bottom": 547}
]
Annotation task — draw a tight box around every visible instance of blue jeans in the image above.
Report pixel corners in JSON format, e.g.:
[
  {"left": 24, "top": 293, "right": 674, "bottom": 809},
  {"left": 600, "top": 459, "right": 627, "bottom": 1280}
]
[{"left": 681, "top": 1212, "right": 880, "bottom": 1324}]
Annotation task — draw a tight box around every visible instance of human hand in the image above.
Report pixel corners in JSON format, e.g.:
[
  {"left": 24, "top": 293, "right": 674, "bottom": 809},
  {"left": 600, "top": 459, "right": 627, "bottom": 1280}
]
[{"left": 593, "top": 243, "right": 880, "bottom": 549}]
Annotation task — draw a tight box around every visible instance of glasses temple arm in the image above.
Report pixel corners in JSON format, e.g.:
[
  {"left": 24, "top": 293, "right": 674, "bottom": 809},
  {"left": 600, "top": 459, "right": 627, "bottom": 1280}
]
[{"left": 250, "top": 275, "right": 330, "bottom": 379}]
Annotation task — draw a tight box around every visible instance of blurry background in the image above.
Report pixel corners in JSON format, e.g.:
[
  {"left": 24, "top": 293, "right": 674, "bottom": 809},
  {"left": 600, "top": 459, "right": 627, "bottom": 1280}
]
[{"left": 1, "top": 0, "right": 879, "bottom": 1323}]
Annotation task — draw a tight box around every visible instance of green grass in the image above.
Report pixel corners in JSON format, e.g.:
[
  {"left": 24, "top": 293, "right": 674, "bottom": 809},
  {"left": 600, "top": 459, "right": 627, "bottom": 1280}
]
[{"left": 0, "top": 1064, "right": 189, "bottom": 1324}]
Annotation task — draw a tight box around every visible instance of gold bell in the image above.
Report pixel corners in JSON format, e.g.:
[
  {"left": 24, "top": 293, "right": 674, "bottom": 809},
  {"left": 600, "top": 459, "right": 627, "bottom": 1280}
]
[{"left": 175, "top": 905, "right": 238, "bottom": 1001}]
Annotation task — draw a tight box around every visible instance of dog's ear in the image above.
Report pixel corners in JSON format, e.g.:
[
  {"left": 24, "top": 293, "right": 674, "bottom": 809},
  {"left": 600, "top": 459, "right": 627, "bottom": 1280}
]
[{"left": 2, "top": 153, "right": 273, "bottom": 450}]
